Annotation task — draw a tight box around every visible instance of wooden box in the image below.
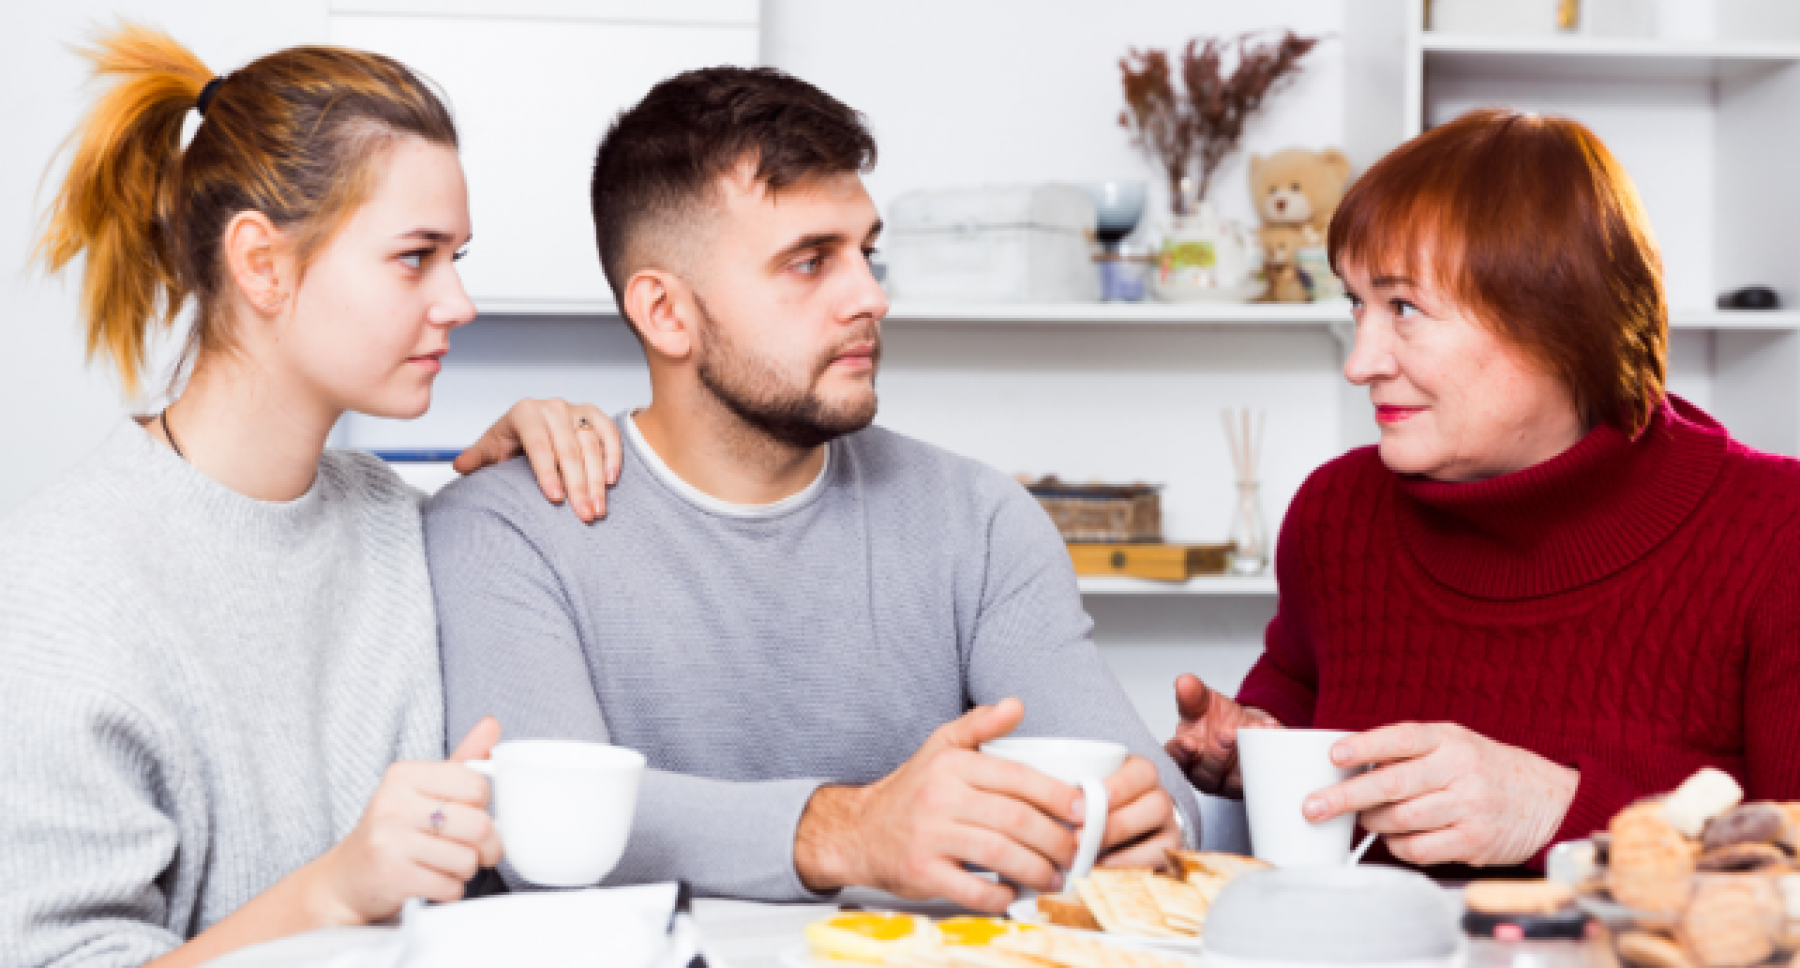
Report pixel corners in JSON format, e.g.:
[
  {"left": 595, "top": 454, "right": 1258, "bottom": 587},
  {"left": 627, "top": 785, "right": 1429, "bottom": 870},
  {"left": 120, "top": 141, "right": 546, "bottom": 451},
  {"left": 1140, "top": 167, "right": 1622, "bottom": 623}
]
[{"left": 1067, "top": 543, "right": 1233, "bottom": 581}]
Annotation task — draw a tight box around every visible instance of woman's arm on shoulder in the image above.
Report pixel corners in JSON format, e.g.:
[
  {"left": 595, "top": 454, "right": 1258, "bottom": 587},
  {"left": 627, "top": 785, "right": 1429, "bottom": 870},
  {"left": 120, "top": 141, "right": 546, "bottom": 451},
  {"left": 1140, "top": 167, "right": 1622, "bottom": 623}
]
[{"left": 451, "top": 398, "right": 623, "bottom": 522}]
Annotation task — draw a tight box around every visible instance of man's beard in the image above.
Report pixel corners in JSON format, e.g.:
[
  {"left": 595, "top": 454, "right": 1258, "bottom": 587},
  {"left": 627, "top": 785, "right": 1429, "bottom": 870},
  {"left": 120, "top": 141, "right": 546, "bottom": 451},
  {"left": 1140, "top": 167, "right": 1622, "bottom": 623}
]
[{"left": 692, "top": 294, "right": 880, "bottom": 449}]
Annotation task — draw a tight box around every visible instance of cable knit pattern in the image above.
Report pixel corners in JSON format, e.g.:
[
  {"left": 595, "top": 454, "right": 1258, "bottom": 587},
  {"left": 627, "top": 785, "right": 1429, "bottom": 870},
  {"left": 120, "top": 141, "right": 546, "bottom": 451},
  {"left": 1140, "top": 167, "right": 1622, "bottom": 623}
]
[
  {"left": 425, "top": 419, "right": 1203, "bottom": 902},
  {"left": 1238, "top": 396, "right": 1800, "bottom": 877},
  {"left": 0, "top": 424, "right": 444, "bottom": 967}
]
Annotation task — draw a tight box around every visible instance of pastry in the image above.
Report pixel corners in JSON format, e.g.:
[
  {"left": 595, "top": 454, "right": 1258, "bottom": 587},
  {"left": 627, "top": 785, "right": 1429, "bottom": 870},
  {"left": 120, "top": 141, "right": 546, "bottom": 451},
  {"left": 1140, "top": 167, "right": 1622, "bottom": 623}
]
[
  {"left": 1037, "top": 894, "right": 1101, "bottom": 932},
  {"left": 1076, "top": 870, "right": 1186, "bottom": 939},
  {"left": 1703, "top": 804, "right": 1791, "bottom": 853},
  {"left": 1665, "top": 769, "right": 1745, "bottom": 839},
  {"left": 1696, "top": 842, "right": 1790, "bottom": 873},
  {"left": 1612, "top": 802, "right": 1698, "bottom": 915},
  {"left": 1465, "top": 879, "right": 1576, "bottom": 915},
  {"left": 1617, "top": 931, "right": 1695, "bottom": 968},
  {"left": 1166, "top": 850, "right": 1271, "bottom": 881},
  {"left": 1681, "top": 876, "right": 1781, "bottom": 967},
  {"left": 994, "top": 927, "right": 1193, "bottom": 968},
  {"left": 1141, "top": 875, "right": 1209, "bottom": 934}
]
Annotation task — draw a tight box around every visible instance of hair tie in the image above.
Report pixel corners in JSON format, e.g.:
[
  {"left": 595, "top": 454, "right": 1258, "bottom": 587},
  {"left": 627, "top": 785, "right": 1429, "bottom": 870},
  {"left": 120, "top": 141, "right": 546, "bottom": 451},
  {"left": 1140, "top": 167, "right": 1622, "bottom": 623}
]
[{"left": 196, "top": 76, "right": 225, "bottom": 117}]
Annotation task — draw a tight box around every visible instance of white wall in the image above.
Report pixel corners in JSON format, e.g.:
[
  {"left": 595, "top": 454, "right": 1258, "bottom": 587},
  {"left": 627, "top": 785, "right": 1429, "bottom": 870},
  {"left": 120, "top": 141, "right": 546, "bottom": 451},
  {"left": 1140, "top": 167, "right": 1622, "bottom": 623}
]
[{"left": 0, "top": 1, "right": 326, "bottom": 511}]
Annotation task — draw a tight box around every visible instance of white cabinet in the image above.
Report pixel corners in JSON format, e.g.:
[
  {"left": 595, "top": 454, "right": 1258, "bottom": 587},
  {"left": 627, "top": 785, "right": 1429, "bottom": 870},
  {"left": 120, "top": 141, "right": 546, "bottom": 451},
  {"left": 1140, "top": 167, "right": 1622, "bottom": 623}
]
[{"left": 328, "top": 0, "right": 758, "bottom": 312}]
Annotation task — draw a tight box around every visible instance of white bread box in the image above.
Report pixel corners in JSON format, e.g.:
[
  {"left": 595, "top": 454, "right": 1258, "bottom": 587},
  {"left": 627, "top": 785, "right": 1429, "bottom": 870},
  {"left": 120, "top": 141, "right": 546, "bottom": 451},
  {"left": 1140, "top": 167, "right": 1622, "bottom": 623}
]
[{"left": 884, "top": 184, "right": 1098, "bottom": 303}]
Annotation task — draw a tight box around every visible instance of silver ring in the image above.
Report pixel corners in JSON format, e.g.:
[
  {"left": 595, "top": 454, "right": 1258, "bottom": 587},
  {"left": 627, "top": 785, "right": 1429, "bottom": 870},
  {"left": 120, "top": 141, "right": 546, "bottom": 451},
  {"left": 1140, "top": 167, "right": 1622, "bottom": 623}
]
[{"left": 429, "top": 805, "right": 446, "bottom": 836}]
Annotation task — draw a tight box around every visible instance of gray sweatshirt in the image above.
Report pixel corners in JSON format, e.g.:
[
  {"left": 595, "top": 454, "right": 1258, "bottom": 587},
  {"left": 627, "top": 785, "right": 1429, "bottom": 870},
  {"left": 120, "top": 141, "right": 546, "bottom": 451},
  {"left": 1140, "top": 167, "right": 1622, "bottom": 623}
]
[
  {"left": 426, "top": 416, "right": 1201, "bottom": 902},
  {"left": 0, "top": 424, "right": 444, "bottom": 967}
]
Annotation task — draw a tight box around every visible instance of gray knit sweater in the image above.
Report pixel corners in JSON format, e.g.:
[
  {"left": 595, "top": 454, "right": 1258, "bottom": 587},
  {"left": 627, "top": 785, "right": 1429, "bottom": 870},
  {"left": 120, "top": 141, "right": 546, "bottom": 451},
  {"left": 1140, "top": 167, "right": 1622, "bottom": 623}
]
[
  {"left": 0, "top": 424, "right": 444, "bottom": 967},
  {"left": 426, "top": 416, "right": 1202, "bottom": 902}
]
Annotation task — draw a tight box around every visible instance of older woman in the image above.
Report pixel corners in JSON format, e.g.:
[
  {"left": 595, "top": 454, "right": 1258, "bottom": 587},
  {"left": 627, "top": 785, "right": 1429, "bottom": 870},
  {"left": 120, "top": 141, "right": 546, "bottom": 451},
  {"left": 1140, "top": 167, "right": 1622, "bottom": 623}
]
[{"left": 1167, "top": 108, "right": 1800, "bottom": 875}]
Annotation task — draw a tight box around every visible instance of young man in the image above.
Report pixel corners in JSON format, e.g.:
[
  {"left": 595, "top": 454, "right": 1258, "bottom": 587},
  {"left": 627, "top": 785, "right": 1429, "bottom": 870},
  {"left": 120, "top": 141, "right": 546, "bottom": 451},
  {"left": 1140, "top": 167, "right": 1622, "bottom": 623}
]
[{"left": 426, "top": 67, "right": 1202, "bottom": 911}]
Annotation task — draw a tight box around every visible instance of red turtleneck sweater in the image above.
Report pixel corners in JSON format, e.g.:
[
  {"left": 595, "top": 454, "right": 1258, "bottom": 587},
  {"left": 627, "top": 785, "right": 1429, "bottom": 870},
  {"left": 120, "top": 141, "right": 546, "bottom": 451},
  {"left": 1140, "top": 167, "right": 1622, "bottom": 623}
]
[{"left": 1237, "top": 396, "right": 1800, "bottom": 874}]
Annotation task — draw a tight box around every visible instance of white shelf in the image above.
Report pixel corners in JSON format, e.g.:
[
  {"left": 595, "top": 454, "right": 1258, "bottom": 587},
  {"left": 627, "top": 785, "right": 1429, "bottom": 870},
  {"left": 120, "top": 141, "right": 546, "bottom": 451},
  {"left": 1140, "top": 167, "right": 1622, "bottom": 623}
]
[
  {"left": 471, "top": 299, "right": 1798, "bottom": 331},
  {"left": 1077, "top": 575, "right": 1278, "bottom": 596},
  {"left": 1422, "top": 34, "right": 1800, "bottom": 81}
]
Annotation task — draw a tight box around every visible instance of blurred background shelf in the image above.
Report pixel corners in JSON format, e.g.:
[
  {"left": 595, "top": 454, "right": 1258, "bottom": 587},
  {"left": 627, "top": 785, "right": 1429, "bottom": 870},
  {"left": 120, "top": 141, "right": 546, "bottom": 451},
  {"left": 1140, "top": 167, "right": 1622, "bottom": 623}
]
[
  {"left": 1421, "top": 33, "right": 1800, "bottom": 81},
  {"left": 1077, "top": 575, "right": 1279, "bottom": 596}
]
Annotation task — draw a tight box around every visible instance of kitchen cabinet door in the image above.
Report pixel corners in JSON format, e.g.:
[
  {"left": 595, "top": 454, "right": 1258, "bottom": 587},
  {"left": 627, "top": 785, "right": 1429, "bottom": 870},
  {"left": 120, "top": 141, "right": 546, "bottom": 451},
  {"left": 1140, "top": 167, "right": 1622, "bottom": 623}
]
[{"left": 330, "top": 9, "right": 758, "bottom": 310}]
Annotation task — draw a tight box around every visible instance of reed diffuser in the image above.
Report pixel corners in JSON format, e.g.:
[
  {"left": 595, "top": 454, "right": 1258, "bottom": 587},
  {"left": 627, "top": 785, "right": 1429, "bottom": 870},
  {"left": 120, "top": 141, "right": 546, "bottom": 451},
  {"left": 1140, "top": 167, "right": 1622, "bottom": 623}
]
[{"left": 1222, "top": 408, "right": 1270, "bottom": 576}]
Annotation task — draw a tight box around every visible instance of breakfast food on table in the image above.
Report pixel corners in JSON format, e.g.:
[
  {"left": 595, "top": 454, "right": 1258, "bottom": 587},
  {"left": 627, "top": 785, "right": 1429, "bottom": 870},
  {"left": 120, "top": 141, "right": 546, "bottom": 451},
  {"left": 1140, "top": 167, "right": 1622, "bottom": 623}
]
[
  {"left": 1580, "top": 767, "right": 1800, "bottom": 968},
  {"left": 806, "top": 912, "right": 940, "bottom": 962},
  {"left": 1465, "top": 879, "right": 1577, "bottom": 916},
  {"left": 1031, "top": 850, "right": 1268, "bottom": 942}
]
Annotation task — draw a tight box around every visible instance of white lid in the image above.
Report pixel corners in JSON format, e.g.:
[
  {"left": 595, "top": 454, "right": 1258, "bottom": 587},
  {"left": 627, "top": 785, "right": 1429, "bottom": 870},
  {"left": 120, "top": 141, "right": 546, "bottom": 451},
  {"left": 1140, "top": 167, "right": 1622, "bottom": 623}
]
[{"left": 1206, "top": 868, "right": 1461, "bottom": 965}]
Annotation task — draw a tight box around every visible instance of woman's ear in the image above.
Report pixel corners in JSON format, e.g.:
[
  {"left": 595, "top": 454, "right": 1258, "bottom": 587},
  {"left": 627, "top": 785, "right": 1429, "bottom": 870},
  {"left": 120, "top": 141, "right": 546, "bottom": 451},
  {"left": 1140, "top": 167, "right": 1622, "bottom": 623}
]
[
  {"left": 222, "top": 210, "right": 290, "bottom": 317},
  {"left": 623, "top": 269, "right": 693, "bottom": 361}
]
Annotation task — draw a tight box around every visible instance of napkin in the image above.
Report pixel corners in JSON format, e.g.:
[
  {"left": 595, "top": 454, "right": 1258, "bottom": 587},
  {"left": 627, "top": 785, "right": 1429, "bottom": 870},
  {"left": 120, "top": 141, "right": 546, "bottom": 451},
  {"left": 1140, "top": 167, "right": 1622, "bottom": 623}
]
[{"left": 398, "top": 882, "right": 683, "bottom": 967}]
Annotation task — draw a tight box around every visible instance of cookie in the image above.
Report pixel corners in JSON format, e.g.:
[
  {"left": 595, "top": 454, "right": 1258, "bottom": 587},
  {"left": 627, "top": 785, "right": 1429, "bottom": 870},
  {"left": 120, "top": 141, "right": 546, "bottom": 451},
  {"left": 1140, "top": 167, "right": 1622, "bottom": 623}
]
[
  {"left": 1465, "top": 880, "right": 1577, "bottom": 915},
  {"left": 1681, "top": 876, "right": 1781, "bottom": 968},
  {"left": 1037, "top": 893, "right": 1101, "bottom": 932},
  {"left": 1666, "top": 769, "right": 1745, "bottom": 839},
  {"left": 1698, "top": 842, "right": 1791, "bottom": 874},
  {"left": 1704, "top": 804, "right": 1791, "bottom": 853},
  {"left": 1617, "top": 931, "right": 1694, "bottom": 968},
  {"left": 1613, "top": 802, "right": 1698, "bottom": 915}
]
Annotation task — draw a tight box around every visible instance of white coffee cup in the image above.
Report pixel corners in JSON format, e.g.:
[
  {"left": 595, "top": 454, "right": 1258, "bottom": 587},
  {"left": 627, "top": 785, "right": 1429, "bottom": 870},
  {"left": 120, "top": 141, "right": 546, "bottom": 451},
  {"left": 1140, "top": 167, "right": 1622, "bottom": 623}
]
[
  {"left": 1238, "top": 729, "right": 1372, "bottom": 868},
  {"left": 466, "top": 740, "right": 646, "bottom": 888},
  {"left": 979, "top": 737, "right": 1128, "bottom": 883}
]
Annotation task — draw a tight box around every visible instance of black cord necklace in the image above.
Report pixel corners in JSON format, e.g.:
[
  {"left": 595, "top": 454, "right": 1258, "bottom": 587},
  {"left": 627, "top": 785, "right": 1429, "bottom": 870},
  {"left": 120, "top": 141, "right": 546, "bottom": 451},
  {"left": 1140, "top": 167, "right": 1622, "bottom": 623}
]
[{"left": 160, "top": 405, "right": 188, "bottom": 462}]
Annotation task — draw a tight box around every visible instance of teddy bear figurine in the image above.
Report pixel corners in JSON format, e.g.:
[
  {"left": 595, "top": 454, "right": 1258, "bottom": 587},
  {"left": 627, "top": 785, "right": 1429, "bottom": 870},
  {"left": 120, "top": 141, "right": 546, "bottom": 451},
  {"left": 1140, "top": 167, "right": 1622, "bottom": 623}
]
[{"left": 1250, "top": 148, "right": 1352, "bottom": 302}]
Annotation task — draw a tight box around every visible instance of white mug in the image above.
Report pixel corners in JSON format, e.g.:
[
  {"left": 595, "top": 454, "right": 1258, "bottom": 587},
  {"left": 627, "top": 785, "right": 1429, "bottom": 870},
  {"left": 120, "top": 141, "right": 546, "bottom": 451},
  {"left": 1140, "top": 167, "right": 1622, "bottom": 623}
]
[
  {"left": 979, "top": 737, "right": 1128, "bottom": 883},
  {"left": 466, "top": 740, "right": 646, "bottom": 888},
  {"left": 1238, "top": 729, "right": 1374, "bottom": 868}
]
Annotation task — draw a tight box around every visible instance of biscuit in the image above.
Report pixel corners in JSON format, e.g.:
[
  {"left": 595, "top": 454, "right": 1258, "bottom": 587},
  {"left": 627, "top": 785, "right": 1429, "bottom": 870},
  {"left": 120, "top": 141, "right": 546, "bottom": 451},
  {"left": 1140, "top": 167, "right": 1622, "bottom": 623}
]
[
  {"left": 1165, "top": 850, "right": 1271, "bottom": 881},
  {"left": 1613, "top": 802, "right": 1698, "bottom": 915},
  {"left": 1704, "top": 804, "right": 1791, "bottom": 853},
  {"left": 1465, "top": 879, "right": 1576, "bottom": 915},
  {"left": 1617, "top": 931, "right": 1694, "bottom": 968},
  {"left": 1681, "top": 876, "right": 1781, "bottom": 968},
  {"left": 1666, "top": 770, "right": 1745, "bottom": 839},
  {"left": 1037, "top": 894, "right": 1101, "bottom": 933},
  {"left": 1697, "top": 842, "right": 1791, "bottom": 874}
]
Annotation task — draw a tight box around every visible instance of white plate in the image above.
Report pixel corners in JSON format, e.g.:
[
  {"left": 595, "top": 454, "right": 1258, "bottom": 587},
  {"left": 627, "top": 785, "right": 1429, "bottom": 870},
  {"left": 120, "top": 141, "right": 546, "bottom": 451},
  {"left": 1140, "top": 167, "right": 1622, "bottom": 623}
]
[{"left": 1007, "top": 896, "right": 1203, "bottom": 955}]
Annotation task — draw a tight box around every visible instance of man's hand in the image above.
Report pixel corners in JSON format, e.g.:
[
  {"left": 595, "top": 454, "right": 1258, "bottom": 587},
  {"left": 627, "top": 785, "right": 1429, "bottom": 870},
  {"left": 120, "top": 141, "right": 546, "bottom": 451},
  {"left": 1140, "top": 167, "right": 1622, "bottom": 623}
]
[
  {"left": 1095, "top": 754, "right": 1181, "bottom": 869},
  {"left": 455, "top": 398, "right": 622, "bottom": 522},
  {"left": 1164, "top": 674, "right": 1281, "bottom": 798},
  {"left": 794, "top": 699, "right": 1084, "bottom": 912},
  {"left": 1303, "top": 722, "right": 1579, "bottom": 868}
]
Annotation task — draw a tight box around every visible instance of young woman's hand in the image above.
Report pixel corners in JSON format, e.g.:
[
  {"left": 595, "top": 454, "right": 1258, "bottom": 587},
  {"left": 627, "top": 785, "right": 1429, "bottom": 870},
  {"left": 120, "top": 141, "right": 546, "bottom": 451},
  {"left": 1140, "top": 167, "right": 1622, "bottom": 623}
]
[
  {"left": 455, "top": 399, "right": 623, "bottom": 522},
  {"left": 302, "top": 718, "right": 505, "bottom": 927}
]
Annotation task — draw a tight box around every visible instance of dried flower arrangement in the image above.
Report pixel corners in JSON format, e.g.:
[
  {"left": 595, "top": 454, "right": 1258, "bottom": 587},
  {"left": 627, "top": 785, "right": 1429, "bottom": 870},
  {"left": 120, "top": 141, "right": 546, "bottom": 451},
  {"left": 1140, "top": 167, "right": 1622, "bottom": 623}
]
[{"left": 1119, "top": 31, "right": 1322, "bottom": 214}]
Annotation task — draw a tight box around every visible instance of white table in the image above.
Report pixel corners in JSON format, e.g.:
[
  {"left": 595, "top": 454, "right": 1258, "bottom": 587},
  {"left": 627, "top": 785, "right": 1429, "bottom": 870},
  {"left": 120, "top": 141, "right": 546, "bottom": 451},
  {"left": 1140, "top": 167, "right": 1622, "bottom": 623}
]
[{"left": 211, "top": 888, "right": 969, "bottom": 968}]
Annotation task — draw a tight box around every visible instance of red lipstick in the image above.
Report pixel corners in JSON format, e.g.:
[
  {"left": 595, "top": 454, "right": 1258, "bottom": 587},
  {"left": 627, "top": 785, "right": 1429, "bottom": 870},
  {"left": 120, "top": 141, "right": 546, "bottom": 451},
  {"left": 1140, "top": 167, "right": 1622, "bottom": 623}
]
[{"left": 1376, "top": 404, "right": 1426, "bottom": 424}]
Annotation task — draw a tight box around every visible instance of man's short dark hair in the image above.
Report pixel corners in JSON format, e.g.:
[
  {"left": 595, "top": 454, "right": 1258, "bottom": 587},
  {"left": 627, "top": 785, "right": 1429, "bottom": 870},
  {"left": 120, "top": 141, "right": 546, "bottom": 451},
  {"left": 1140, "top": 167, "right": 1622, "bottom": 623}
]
[{"left": 590, "top": 66, "right": 877, "bottom": 301}]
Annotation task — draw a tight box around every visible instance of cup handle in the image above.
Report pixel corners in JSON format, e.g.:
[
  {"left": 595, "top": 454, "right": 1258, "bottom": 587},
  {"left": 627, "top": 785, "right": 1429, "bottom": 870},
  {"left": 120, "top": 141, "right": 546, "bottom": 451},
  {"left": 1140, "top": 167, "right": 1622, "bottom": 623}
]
[
  {"left": 464, "top": 759, "right": 495, "bottom": 777},
  {"left": 1066, "top": 777, "right": 1110, "bottom": 884}
]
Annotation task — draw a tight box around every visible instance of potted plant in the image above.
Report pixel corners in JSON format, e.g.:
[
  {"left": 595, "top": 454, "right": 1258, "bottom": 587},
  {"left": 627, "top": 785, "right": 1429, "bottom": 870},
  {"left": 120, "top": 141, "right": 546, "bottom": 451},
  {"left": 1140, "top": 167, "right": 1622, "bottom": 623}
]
[{"left": 1119, "top": 31, "right": 1321, "bottom": 300}]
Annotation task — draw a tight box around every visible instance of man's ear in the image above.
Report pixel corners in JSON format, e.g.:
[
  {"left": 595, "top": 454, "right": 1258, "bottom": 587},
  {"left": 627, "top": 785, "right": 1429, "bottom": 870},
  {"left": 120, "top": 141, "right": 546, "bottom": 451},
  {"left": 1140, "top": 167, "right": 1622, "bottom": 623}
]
[
  {"left": 623, "top": 269, "right": 694, "bottom": 360},
  {"left": 223, "top": 210, "right": 290, "bottom": 317}
]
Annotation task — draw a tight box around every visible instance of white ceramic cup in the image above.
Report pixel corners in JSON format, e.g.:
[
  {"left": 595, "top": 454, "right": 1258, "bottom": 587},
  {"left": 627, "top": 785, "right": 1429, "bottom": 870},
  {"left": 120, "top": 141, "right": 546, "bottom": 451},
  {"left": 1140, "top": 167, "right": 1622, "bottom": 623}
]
[
  {"left": 466, "top": 740, "right": 646, "bottom": 888},
  {"left": 979, "top": 737, "right": 1128, "bottom": 883},
  {"left": 1238, "top": 729, "right": 1373, "bottom": 868}
]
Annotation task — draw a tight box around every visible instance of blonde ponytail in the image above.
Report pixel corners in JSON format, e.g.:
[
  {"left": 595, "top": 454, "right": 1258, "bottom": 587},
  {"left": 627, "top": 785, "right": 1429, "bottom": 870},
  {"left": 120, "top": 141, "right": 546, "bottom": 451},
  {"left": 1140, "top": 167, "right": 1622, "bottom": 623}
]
[{"left": 38, "top": 23, "right": 212, "bottom": 397}]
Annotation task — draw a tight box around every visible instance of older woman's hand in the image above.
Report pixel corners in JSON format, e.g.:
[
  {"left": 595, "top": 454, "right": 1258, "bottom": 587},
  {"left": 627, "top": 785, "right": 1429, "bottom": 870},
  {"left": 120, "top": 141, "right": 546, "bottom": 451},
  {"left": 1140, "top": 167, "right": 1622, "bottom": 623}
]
[
  {"left": 1304, "top": 723, "right": 1578, "bottom": 867},
  {"left": 1164, "top": 674, "right": 1282, "bottom": 798}
]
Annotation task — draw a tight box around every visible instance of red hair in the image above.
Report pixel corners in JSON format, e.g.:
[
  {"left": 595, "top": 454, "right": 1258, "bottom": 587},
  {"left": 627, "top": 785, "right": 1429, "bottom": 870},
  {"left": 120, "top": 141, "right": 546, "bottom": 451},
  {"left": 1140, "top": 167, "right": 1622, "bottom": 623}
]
[{"left": 1328, "top": 109, "right": 1667, "bottom": 436}]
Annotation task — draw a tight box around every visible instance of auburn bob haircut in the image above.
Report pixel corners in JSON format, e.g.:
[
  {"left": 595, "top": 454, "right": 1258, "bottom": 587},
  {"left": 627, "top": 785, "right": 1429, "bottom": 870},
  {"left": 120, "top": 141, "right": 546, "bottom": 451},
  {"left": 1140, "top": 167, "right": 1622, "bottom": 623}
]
[
  {"left": 37, "top": 23, "right": 457, "bottom": 396},
  {"left": 1329, "top": 109, "right": 1667, "bottom": 437}
]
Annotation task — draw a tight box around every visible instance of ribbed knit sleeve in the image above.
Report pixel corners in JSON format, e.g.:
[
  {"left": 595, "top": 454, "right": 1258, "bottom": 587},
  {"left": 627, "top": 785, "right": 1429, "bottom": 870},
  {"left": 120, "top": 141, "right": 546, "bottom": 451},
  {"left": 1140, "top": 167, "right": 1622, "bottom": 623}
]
[{"left": 0, "top": 666, "right": 187, "bottom": 967}]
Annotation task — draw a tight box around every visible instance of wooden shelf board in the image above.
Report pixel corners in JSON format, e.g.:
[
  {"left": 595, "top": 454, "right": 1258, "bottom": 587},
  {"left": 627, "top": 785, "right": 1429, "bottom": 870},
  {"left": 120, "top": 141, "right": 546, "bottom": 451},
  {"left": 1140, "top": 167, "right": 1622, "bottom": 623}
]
[{"left": 1077, "top": 575, "right": 1278, "bottom": 596}]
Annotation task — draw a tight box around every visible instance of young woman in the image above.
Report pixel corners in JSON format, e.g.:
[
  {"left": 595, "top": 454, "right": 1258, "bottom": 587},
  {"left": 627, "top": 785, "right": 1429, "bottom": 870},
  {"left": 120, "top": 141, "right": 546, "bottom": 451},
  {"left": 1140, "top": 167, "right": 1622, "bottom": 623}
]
[{"left": 0, "top": 25, "right": 621, "bottom": 966}]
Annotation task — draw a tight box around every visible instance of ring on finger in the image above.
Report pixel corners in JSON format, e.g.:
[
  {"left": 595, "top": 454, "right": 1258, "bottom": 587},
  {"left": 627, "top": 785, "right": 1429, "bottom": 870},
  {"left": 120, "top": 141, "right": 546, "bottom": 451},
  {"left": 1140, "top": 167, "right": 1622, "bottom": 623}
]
[
  {"left": 429, "top": 805, "right": 447, "bottom": 837},
  {"left": 576, "top": 417, "right": 593, "bottom": 431}
]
